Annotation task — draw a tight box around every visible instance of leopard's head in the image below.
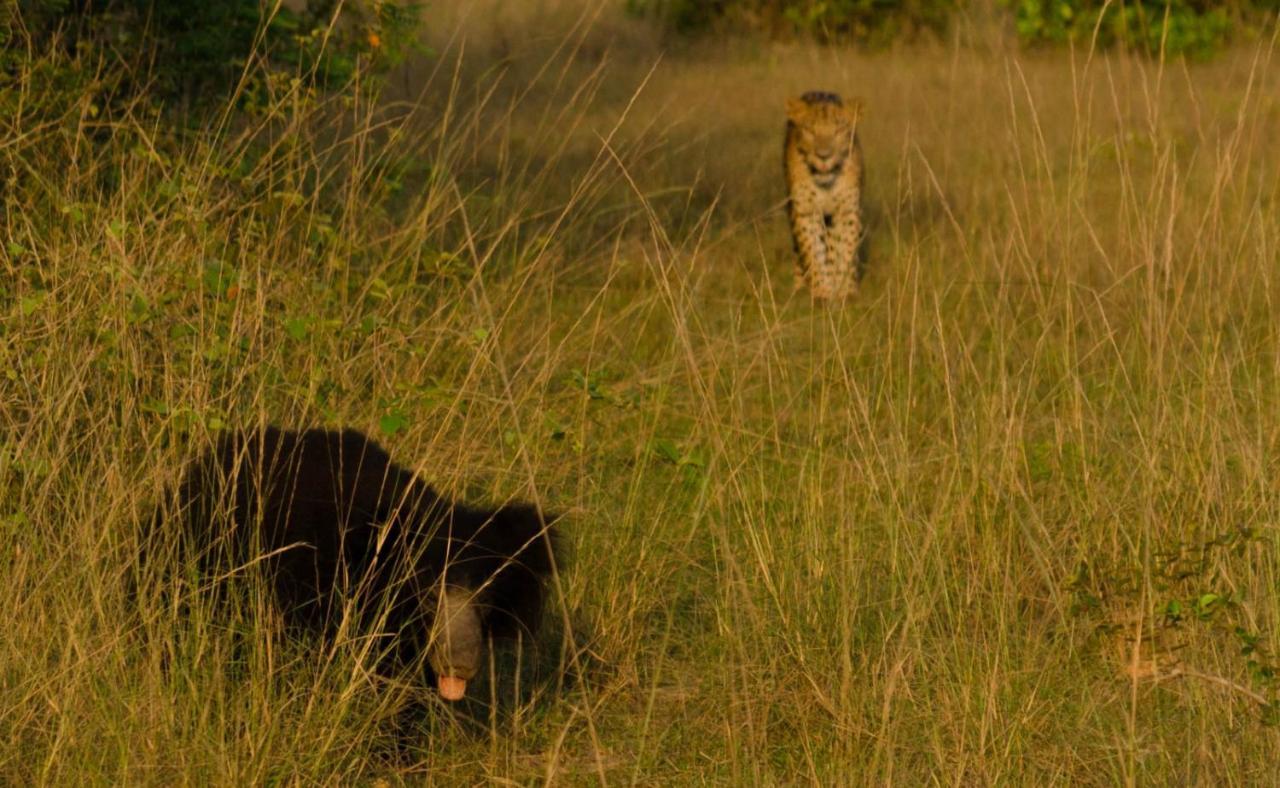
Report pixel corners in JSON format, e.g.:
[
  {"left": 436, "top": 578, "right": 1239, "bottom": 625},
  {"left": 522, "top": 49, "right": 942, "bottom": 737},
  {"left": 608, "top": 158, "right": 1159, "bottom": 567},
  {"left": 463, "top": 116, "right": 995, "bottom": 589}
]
[{"left": 786, "top": 93, "right": 862, "bottom": 187}]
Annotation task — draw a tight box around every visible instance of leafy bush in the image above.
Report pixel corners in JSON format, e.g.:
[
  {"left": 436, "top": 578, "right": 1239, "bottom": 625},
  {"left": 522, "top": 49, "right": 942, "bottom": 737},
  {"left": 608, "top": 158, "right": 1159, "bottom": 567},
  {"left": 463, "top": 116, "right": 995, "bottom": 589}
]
[
  {"left": 1006, "top": 0, "right": 1277, "bottom": 58},
  {"left": 627, "top": 0, "right": 1278, "bottom": 56},
  {"left": 625, "top": 0, "right": 959, "bottom": 43},
  {"left": 7, "top": 0, "right": 424, "bottom": 107}
]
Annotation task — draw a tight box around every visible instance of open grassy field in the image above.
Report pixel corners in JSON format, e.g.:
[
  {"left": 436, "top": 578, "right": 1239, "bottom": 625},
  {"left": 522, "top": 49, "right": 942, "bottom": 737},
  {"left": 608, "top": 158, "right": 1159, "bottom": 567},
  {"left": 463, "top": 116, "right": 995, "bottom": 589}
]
[{"left": 4, "top": 1, "right": 1280, "bottom": 783}]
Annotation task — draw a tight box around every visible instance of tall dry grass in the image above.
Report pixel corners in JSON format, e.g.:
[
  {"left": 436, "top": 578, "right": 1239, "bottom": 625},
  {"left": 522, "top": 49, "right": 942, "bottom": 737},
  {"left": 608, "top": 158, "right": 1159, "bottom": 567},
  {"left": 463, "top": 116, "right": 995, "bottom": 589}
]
[{"left": 3, "top": 0, "right": 1280, "bottom": 782}]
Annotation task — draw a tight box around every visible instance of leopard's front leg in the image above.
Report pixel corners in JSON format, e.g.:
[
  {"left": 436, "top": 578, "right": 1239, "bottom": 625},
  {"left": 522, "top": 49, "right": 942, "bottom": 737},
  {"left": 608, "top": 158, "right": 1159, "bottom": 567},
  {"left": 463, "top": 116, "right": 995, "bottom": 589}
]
[
  {"left": 823, "top": 203, "right": 863, "bottom": 297},
  {"left": 788, "top": 198, "right": 829, "bottom": 295}
]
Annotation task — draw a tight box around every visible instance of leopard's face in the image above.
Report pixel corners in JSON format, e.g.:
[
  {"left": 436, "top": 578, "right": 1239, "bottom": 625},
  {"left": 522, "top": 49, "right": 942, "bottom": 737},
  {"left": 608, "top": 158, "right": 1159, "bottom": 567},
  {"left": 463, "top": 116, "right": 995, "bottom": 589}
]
[{"left": 787, "top": 99, "right": 860, "bottom": 188}]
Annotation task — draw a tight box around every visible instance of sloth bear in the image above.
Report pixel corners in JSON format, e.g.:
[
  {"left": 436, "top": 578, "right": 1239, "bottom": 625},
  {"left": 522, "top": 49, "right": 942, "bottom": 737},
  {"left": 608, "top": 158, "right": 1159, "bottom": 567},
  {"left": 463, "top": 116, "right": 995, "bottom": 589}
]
[{"left": 171, "top": 425, "right": 559, "bottom": 702}]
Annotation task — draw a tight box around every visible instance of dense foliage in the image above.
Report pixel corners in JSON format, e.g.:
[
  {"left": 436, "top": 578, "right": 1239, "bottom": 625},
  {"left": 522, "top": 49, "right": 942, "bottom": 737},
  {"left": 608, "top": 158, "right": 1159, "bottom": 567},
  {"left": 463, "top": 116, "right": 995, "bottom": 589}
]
[
  {"left": 627, "top": 0, "right": 1279, "bottom": 57},
  {"left": 624, "top": 0, "right": 958, "bottom": 43},
  {"left": 1009, "top": 0, "right": 1278, "bottom": 58},
  {"left": 4, "top": 0, "right": 422, "bottom": 106}
]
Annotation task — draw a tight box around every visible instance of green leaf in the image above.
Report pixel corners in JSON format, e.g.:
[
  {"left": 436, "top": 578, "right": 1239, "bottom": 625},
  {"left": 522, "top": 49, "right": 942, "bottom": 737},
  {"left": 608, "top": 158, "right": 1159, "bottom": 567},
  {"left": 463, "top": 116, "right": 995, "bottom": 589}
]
[
  {"left": 0, "top": 511, "right": 29, "bottom": 534},
  {"left": 19, "top": 293, "right": 45, "bottom": 316},
  {"left": 368, "top": 277, "right": 393, "bottom": 301},
  {"left": 651, "top": 438, "right": 681, "bottom": 464},
  {"left": 284, "top": 317, "right": 310, "bottom": 341},
  {"left": 1195, "top": 592, "right": 1223, "bottom": 618},
  {"left": 681, "top": 447, "right": 707, "bottom": 469},
  {"left": 570, "top": 368, "right": 611, "bottom": 400},
  {"left": 379, "top": 410, "right": 409, "bottom": 436},
  {"left": 202, "top": 259, "right": 237, "bottom": 298},
  {"left": 127, "top": 294, "right": 151, "bottom": 323},
  {"left": 271, "top": 190, "right": 305, "bottom": 208}
]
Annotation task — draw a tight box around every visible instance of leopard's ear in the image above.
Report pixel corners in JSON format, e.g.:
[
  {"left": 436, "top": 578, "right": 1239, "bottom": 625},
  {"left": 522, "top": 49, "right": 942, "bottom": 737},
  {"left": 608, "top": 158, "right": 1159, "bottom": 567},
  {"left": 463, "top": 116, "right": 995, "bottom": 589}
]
[{"left": 785, "top": 96, "right": 808, "bottom": 123}]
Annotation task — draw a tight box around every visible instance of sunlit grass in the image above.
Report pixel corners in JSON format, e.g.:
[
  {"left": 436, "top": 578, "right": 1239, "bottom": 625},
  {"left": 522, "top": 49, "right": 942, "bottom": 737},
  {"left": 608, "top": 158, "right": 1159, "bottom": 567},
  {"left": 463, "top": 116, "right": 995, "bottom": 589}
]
[{"left": 3, "top": 2, "right": 1280, "bottom": 783}]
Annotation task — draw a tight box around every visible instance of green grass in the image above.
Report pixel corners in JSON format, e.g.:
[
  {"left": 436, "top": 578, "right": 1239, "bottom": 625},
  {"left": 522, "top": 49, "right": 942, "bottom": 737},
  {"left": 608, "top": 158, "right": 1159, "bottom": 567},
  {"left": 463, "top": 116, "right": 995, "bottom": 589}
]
[{"left": 3, "top": 2, "right": 1280, "bottom": 783}]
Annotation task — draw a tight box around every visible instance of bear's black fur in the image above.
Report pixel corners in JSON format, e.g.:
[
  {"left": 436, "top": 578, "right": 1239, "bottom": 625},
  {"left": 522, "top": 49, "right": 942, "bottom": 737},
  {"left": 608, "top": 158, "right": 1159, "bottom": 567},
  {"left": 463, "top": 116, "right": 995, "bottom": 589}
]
[{"left": 170, "top": 425, "right": 559, "bottom": 699}]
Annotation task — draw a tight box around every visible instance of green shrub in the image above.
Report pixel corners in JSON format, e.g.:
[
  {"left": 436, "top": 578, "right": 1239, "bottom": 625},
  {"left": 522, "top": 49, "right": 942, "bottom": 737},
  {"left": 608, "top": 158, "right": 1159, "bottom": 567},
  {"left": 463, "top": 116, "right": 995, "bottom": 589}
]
[
  {"left": 627, "top": 0, "right": 1278, "bottom": 56},
  {"left": 625, "top": 0, "right": 960, "bottom": 43},
  {"left": 623, "top": 0, "right": 726, "bottom": 33},
  {"left": 7, "top": 0, "right": 424, "bottom": 107},
  {"left": 1006, "top": 0, "right": 1275, "bottom": 58}
]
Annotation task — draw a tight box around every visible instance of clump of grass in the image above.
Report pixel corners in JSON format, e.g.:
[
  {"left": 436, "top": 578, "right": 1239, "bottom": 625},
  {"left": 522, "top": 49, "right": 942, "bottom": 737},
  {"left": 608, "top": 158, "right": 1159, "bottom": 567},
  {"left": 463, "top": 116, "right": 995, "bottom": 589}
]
[{"left": 3, "top": 1, "right": 1280, "bottom": 782}]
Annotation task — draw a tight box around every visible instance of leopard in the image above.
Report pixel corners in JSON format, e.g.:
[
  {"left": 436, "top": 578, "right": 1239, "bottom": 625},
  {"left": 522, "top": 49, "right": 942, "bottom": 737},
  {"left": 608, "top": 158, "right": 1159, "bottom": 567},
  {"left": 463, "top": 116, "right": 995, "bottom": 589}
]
[{"left": 783, "top": 91, "right": 866, "bottom": 299}]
